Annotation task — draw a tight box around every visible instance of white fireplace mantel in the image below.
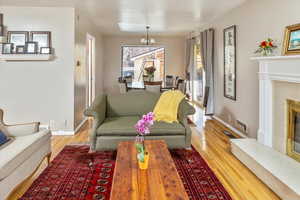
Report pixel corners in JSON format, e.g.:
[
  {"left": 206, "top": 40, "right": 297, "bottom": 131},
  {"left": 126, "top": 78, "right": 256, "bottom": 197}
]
[{"left": 251, "top": 55, "right": 300, "bottom": 147}]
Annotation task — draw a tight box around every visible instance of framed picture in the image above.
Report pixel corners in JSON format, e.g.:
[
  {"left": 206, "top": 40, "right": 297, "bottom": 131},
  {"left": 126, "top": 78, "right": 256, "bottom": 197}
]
[
  {"left": 2, "top": 43, "right": 13, "bottom": 54},
  {"left": 30, "top": 31, "right": 51, "bottom": 52},
  {"left": 7, "top": 31, "right": 29, "bottom": 52},
  {"left": 40, "top": 47, "right": 51, "bottom": 54},
  {"left": 16, "top": 45, "right": 25, "bottom": 54},
  {"left": 25, "top": 42, "right": 38, "bottom": 54},
  {"left": 224, "top": 25, "right": 237, "bottom": 100},
  {"left": 283, "top": 23, "right": 300, "bottom": 55},
  {"left": 0, "top": 25, "right": 3, "bottom": 37}
]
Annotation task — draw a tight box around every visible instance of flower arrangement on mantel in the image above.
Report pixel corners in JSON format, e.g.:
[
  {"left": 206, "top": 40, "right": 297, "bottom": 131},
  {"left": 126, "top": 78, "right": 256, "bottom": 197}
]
[
  {"left": 135, "top": 112, "right": 155, "bottom": 170},
  {"left": 255, "top": 38, "right": 277, "bottom": 56}
]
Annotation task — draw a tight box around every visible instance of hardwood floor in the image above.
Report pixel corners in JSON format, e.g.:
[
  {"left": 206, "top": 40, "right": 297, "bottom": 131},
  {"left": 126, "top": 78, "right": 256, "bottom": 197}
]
[{"left": 8, "top": 120, "right": 280, "bottom": 200}]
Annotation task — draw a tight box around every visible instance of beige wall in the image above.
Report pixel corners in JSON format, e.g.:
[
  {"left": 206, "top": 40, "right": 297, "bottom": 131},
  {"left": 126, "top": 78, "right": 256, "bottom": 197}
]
[
  {"left": 74, "top": 11, "right": 104, "bottom": 128},
  {"left": 103, "top": 35, "right": 185, "bottom": 94},
  {"left": 198, "top": 0, "right": 300, "bottom": 138},
  {"left": 0, "top": 7, "right": 105, "bottom": 132},
  {"left": 0, "top": 7, "right": 75, "bottom": 131}
]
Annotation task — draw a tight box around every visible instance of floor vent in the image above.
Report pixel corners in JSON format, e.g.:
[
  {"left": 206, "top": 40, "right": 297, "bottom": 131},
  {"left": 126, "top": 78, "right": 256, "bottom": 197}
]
[{"left": 223, "top": 130, "right": 236, "bottom": 138}]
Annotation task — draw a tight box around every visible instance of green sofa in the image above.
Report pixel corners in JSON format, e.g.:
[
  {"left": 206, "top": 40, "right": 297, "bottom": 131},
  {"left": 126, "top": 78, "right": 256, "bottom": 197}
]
[{"left": 84, "top": 91, "right": 195, "bottom": 150}]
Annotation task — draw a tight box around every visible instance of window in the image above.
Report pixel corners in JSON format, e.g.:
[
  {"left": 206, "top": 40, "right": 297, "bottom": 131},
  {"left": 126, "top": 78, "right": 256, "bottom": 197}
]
[{"left": 121, "top": 46, "right": 165, "bottom": 82}]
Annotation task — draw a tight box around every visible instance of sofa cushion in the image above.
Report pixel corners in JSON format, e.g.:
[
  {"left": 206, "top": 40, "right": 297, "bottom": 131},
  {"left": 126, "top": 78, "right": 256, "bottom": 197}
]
[
  {"left": 97, "top": 116, "right": 140, "bottom": 136},
  {"left": 107, "top": 91, "right": 160, "bottom": 117},
  {"left": 0, "top": 129, "right": 50, "bottom": 180},
  {"left": 150, "top": 121, "right": 185, "bottom": 135},
  {"left": 97, "top": 116, "right": 185, "bottom": 136}
]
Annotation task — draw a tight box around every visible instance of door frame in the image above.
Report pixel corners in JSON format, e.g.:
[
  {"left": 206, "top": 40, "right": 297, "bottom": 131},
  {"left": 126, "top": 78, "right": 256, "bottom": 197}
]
[{"left": 86, "top": 33, "right": 96, "bottom": 108}]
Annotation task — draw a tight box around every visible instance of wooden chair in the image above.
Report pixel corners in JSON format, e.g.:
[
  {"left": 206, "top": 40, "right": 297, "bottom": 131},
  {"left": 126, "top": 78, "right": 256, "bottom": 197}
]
[
  {"left": 124, "top": 75, "right": 133, "bottom": 83},
  {"left": 165, "top": 75, "right": 174, "bottom": 87},
  {"left": 118, "top": 79, "right": 128, "bottom": 94},
  {"left": 144, "top": 81, "right": 162, "bottom": 93},
  {"left": 176, "top": 79, "right": 186, "bottom": 94}
]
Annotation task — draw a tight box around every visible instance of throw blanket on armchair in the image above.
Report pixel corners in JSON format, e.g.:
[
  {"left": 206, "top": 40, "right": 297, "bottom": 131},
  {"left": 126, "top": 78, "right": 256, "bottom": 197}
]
[{"left": 153, "top": 90, "right": 185, "bottom": 123}]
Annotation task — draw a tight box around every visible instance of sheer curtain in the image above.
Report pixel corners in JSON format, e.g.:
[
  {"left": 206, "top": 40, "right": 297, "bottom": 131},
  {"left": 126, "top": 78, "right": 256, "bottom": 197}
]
[
  {"left": 185, "top": 38, "right": 196, "bottom": 95},
  {"left": 200, "top": 29, "right": 214, "bottom": 115}
]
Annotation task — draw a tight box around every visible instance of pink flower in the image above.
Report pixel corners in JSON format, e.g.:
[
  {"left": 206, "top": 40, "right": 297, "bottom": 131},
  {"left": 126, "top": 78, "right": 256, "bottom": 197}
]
[{"left": 135, "top": 112, "right": 155, "bottom": 135}]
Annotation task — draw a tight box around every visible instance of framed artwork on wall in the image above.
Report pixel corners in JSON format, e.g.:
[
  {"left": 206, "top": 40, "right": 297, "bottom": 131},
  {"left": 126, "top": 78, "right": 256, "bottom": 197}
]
[
  {"left": 2, "top": 43, "right": 13, "bottom": 54},
  {"left": 30, "top": 31, "right": 51, "bottom": 52},
  {"left": 283, "top": 23, "right": 300, "bottom": 55},
  {"left": 40, "top": 47, "right": 51, "bottom": 54},
  {"left": 16, "top": 45, "right": 25, "bottom": 54},
  {"left": 223, "top": 25, "right": 237, "bottom": 100},
  {"left": 0, "top": 14, "right": 3, "bottom": 37},
  {"left": 7, "top": 31, "right": 29, "bottom": 52},
  {"left": 25, "top": 41, "right": 38, "bottom": 54},
  {"left": 0, "top": 25, "right": 3, "bottom": 37}
]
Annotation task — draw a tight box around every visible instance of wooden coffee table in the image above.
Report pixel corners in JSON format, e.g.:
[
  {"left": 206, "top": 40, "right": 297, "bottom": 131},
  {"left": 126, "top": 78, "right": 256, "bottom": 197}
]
[{"left": 110, "top": 140, "right": 189, "bottom": 200}]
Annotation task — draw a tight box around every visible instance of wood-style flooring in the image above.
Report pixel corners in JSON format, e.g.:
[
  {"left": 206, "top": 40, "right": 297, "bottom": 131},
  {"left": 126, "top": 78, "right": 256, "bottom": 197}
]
[{"left": 8, "top": 119, "right": 280, "bottom": 200}]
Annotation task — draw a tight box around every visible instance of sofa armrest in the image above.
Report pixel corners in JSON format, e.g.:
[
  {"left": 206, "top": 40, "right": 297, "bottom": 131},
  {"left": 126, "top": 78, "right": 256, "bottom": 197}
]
[
  {"left": 84, "top": 94, "right": 106, "bottom": 122},
  {"left": 5, "top": 122, "right": 40, "bottom": 137},
  {"left": 178, "top": 100, "right": 195, "bottom": 148},
  {"left": 84, "top": 94, "right": 107, "bottom": 150},
  {"left": 178, "top": 100, "right": 196, "bottom": 123}
]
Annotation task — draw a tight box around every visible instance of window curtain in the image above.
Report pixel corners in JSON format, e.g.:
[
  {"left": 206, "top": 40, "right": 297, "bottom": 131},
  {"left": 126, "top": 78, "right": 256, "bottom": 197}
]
[
  {"left": 185, "top": 38, "right": 196, "bottom": 94},
  {"left": 200, "top": 29, "right": 214, "bottom": 115}
]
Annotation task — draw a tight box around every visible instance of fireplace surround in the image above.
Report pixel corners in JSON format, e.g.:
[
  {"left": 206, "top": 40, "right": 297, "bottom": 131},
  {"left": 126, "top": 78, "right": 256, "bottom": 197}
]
[
  {"left": 230, "top": 55, "right": 300, "bottom": 200},
  {"left": 253, "top": 55, "right": 300, "bottom": 153}
]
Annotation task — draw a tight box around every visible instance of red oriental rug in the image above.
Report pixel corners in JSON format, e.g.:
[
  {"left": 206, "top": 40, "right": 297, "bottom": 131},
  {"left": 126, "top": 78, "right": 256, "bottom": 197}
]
[{"left": 19, "top": 145, "right": 232, "bottom": 200}]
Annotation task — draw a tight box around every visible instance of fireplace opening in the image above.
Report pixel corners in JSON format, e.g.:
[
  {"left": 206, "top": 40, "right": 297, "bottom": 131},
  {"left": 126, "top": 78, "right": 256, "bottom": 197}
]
[{"left": 287, "top": 99, "right": 300, "bottom": 162}]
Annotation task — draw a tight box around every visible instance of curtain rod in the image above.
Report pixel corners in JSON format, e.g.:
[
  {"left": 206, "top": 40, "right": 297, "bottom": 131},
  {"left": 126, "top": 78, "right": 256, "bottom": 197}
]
[{"left": 189, "top": 28, "right": 214, "bottom": 39}]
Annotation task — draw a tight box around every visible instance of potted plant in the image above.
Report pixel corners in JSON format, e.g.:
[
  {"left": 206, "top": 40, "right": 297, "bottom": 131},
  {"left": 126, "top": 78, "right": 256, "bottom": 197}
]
[
  {"left": 134, "top": 112, "right": 154, "bottom": 170},
  {"left": 145, "top": 67, "right": 156, "bottom": 81}
]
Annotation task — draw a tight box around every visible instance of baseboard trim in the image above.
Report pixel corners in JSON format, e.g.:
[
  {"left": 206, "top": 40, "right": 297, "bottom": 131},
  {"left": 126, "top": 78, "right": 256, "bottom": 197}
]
[
  {"left": 51, "top": 130, "right": 75, "bottom": 135},
  {"left": 212, "top": 115, "right": 248, "bottom": 138},
  {"left": 40, "top": 118, "right": 88, "bottom": 136}
]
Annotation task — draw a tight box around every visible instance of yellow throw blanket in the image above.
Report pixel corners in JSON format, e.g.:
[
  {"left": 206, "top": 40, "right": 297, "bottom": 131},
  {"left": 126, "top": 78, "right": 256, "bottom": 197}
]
[{"left": 153, "top": 90, "right": 185, "bottom": 123}]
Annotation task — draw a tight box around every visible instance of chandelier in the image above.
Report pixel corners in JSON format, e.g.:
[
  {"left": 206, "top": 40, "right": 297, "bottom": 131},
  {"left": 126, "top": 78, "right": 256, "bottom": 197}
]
[{"left": 140, "top": 26, "right": 155, "bottom": 45}]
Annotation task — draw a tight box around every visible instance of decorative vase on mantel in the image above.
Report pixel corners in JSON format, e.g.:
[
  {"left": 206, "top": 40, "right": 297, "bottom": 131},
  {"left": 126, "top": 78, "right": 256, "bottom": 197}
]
[{"left": 134, "top": 112, "right": 154, "bottom": 170}]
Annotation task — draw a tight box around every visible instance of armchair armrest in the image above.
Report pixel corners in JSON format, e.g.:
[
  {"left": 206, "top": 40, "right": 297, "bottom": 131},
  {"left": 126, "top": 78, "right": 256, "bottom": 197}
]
[{"left": 5, "top": 122, "right": 40, "bottom": 137}]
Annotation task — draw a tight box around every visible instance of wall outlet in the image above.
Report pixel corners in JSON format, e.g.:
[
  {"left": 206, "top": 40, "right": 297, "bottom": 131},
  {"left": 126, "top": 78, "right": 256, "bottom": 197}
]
[{"left": 236, "top": 120, "right": 247, "bottom": 133}]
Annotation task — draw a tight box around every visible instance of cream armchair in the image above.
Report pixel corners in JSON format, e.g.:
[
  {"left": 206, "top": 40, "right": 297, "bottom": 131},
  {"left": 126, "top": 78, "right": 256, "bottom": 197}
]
[{"left": 0, "top": 109, "right": 52, "bottom": 200}]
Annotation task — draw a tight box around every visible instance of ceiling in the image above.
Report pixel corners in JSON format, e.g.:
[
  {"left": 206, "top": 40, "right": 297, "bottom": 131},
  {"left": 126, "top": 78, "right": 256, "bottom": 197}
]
[{"left": 0, "top": 0, "right": 247, "bottom": 36}]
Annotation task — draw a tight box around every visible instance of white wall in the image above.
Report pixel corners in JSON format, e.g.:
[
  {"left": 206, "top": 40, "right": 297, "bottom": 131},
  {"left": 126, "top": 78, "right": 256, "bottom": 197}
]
[
  {"left": 198, "top": 0, "right": 300, "bottom": 138},
  {"left": 74, "top": 11, "right": 104, "bottom": 128},
  {"left": 103, "top": 35, "right": 185, "bottom": 94},
  {"left": 0, "top": 7, "right": 75, "bottom": 131}
]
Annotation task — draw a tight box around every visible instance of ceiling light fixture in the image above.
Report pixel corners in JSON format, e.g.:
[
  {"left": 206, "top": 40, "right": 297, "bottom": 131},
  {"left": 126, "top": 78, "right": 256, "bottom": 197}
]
[{"left": 140, "top": 26, "right": 155, "bottom": 45}]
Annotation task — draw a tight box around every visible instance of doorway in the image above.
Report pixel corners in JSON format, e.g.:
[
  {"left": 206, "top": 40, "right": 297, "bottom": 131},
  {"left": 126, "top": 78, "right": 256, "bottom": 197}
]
[{"left": 86, "top": 34, "right": 95, "bottom": 108}]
